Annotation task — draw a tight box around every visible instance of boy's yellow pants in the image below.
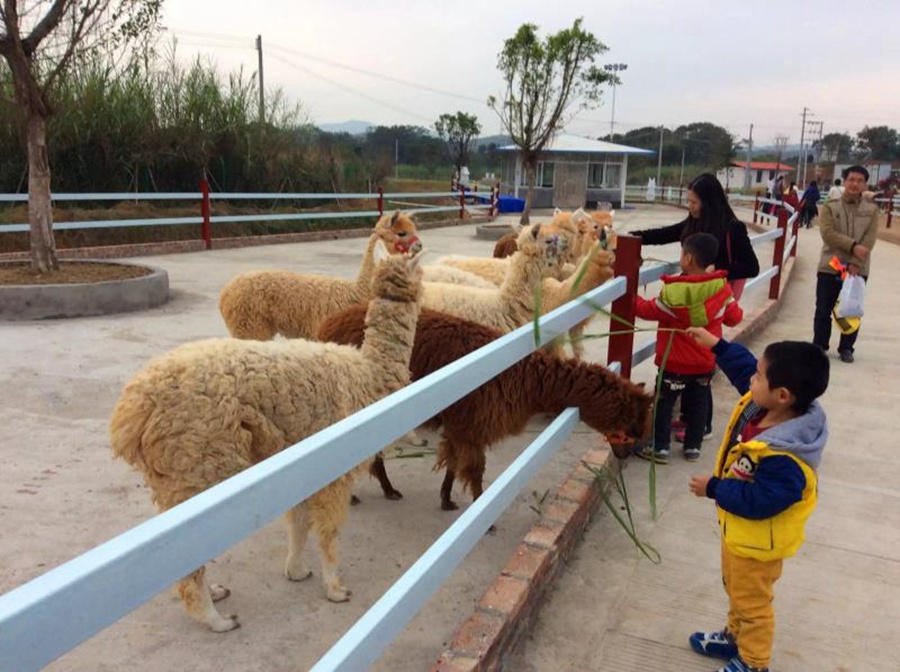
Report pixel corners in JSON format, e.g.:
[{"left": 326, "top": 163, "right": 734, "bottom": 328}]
[{"left": 721, "top": 541, "right": 783, "bottom": 669}]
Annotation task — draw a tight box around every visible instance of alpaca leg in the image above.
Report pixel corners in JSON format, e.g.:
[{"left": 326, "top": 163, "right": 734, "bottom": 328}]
[
  {"left": 401, "top": 430, "right": 428, "bottom": 447},
  {"left": 176, "top": 567, "right": 239, "bottom": 632},
  {"left": 311, "top": 487, "right": 352, "bottom": 602},
  {"left": 440, "top": 467, "right": 458, "bottom": 511},
  {"left": 284, "top": 504, "right": 313, "bottom": 581},
  {"left": 370, "top": 452, "right": 403, "bottom": 500}
]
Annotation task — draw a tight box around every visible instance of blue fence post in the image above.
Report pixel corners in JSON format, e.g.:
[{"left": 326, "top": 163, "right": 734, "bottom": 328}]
[
  {"left": 377, "top": 187, "right": 384, "bottom": 217},
  {"left": 200, "top": 178, "right": 212, "bottom": 250}
]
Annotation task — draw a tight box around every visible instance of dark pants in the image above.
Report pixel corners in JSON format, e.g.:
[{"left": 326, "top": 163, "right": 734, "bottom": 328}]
[
  {"left": 655, "top": 372, "right": 712, "bottom": 452},
  {"left": 813, "top": 272, "right": 866, "bottom": 354}
]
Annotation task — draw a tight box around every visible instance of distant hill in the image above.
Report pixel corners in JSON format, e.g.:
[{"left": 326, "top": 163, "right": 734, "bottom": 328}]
[{"left": 318, "top": 120, "right": 374, "bottom": 135}]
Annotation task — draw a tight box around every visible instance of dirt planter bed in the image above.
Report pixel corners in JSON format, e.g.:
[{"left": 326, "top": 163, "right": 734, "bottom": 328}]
[{"left": 0, "top": 260, "right": 169, "bottom": 320}]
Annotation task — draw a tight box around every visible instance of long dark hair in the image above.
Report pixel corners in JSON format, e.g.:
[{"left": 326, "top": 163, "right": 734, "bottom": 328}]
[{"left": 681, "top": 173, "right": 738, "bottom": 242}]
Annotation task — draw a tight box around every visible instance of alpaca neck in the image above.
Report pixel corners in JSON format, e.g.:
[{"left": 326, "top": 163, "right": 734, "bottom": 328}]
[
  {"left": 359, "top": 295, "right": 420, "bottom": 390},
  {"left": 560, "top": 249, "right": 611, "bottom": 299},
  {"left": 500, "top": 250, "right": 546, "bottom": 319},
  {"left": 355, "top": 234, "right": 379, "bottom": 290}
]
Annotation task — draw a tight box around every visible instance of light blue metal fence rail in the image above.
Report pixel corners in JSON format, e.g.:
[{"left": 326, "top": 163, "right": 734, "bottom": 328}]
[
  {"left": 0, "top": 190, "right": 492, "bottom": 234},
  {"left": 0, "top": 209, "right": 798, "bottom": 672}
]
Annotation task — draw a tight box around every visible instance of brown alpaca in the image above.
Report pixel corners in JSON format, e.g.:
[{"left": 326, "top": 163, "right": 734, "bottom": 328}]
[
  {"left": 318, "top": 307, "right": 652, "bottom": 510},
  {"left": 493, "top": 232, "right": 518, "bottom": 258},
  {"left": 111, "top": 246, "right": 424, "bottom": 631}
]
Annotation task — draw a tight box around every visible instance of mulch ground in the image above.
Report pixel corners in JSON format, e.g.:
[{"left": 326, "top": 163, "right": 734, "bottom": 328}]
[{"left": 0, "top": 261, "right": 151, "bottom": 285}]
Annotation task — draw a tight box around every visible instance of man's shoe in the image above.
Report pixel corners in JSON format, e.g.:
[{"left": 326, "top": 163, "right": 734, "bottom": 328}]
[
  {"left": 839, "top": 349, "right": 854, "bottom": 363},
  {"left": 716, "top": 654, "right": 769, "bottom": 672},
  {"left": 689, "top": 629, "right": 737, "bottom": 660}
]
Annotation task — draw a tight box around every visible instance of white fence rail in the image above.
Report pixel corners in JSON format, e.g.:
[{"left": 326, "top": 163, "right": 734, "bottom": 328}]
[{"left": 0, "top": 215, "right": 796, "bottom": 671}]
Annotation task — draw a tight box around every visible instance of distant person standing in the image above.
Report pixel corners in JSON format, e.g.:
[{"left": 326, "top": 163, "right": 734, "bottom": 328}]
[
  {"left": 813, "top": 165, "right": 883, "bottom": 363},
  {"left": 827, "top": 178, "right": 843, "bottom": 200},
  {"left": 800, "top": 181, "right": 821, "bottom": 228}
]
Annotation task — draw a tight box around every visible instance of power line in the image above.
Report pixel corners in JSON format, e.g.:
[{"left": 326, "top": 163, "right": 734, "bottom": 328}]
[{"left": 267, "top": 52, "right": 436, "bottom": 125}]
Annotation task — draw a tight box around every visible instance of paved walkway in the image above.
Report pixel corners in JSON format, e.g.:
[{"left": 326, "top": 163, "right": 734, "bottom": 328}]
[{"left": 508, "top": 227, "right": 900, "bottom": 671}]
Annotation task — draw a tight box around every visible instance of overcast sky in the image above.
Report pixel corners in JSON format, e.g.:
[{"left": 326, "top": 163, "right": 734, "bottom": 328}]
[{"left": 162, "top": 0, "right": 898, "bottom": 145}]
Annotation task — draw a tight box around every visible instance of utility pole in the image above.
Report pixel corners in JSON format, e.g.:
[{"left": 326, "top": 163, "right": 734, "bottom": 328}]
[
  {"left": 797, "top": 106, "right": 812, "bottom": 185},
  {"left": 774, "top": 134, "right": 789, "bottom": 189},
  {"left": 743, "top": 123, "right": 754, "bottom": 191},
  {"left": 255, "top": 35, "right": 265, "bottom": 124},
  {"left": 656, "top": 126, "right": 664, "bottom": 188}
]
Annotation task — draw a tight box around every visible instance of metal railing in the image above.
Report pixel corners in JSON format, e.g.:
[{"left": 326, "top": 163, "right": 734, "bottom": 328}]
[
  {"left": 0, "top": 184, "right": 498, "bottom": 248},
  {"left": 0, "top": 214, "right": 798, "bottom": 671}
]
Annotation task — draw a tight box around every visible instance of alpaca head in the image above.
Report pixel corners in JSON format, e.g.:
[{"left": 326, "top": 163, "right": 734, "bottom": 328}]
[
  {"left": 374, "top": 210, "right": 423, "bottom": 255},
  {"left": 516, "top": 223, "right": 559, "bottom": 267},
  {"left": 371, "top": 240, "right": 424, "bottom": 303},
  {"left": 591, "top": 209, "right": 617, "bottom": 251},
  {"left": 578, "top": 376, "right": 653, "bottom": 445}
]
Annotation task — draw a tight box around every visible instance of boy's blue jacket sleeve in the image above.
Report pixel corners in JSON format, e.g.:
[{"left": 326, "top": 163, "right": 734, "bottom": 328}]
[
  {"left": 706, "top": 456, "right": 806, "bottom": 519},
  {"left": 711, "top": 339, "right": 756, "bottom": 395}
]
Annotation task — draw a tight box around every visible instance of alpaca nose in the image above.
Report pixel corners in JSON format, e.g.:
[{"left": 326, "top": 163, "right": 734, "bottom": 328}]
[{"left": 409, "top": 238, "right": 423, "bottom": 253}]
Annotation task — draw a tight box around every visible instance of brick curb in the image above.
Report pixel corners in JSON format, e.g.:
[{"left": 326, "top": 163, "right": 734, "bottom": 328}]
[
  {"left": 431, "top": 449, "right": 620, "bottom": 672},
  {"left": 0, "top": 215, "right": 488, "bottom": 262},
  {"left": 430, "top": 218, "right": 799, "bottom": 672}
]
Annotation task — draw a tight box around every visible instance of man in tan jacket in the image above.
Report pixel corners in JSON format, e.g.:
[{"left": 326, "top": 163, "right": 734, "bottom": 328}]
[{"left": 814, "top": 165, "right": 882, "bottom": 363}]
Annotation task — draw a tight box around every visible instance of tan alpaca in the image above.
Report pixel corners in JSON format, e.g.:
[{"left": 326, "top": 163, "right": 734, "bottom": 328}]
[
  {"left": 110, "top": 245, "right": 424, "bottom": 632},
  {"left": 218, "top": 211, "right": 421, "bottom": 340},
  {"left": 420, "top": 225, "right": 558, "bottom": 333}
]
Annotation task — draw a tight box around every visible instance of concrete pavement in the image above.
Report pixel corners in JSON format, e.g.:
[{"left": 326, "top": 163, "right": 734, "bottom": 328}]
[{"left": 508, "top": 222, "right": 900, "bottom": 671}]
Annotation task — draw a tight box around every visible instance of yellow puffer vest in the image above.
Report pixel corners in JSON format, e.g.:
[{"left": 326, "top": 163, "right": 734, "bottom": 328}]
[{"left": 714, "top": 393, "right": 818, "bottom": 561}]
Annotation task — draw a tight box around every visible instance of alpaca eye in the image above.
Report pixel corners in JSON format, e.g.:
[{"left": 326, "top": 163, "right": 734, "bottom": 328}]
[{"left": 397, "top": 231, "right": 407, "bottom": 237}]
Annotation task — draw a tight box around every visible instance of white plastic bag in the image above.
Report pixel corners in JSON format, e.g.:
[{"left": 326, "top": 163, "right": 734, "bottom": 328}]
[{"left": 835, "top": 275, "right": 865, "bottom": 318}]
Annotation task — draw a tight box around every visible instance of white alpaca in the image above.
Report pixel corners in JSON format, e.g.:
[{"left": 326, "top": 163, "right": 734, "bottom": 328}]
[
  {"left": 110, "top": 245, "right": 424, "bottom": 632},
  {"left": 218, "top": 211, "right": 421, "bottom": 340},
  {"left": 420, "top": 225, "right": 558, "bottom": 333}
]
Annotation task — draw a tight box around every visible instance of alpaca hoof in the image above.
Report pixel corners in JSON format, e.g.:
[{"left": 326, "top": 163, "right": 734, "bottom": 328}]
[
  {"left": 210, "top": 613, "right": 240, "bottom": 633},
  {"left": 209, "top": 584, "right": 231, "bottom": 602},
  {"left": 285, "top": 559, "right": 313, "bottom": 582},
  {"left": 384, "top": 488, "right": 404, "bottom": 501},
  {"left": 350, "top": 494, "right": 361, "bottom": 506},
  {"left": 441, "top": 500, "right": 459, "bottom": 511},
  {"left": 327, "top": 586, "right": 352, "bottom": 603}
]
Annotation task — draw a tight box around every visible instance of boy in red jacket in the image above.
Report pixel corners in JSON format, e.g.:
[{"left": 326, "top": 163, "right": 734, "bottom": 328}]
[{"left": 634, "top": 233, "right": 743, "bottom": 462}]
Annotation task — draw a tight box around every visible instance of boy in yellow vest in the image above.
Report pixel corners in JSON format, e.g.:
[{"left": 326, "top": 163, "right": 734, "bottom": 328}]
[{"left": 685, "top": 327, "right": 830, "bottom": 672}]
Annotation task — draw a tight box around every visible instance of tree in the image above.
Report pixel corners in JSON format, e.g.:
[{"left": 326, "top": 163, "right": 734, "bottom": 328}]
[
  {"left": 856, "top": 125, "right": 899, "bottom": 161},
  {"left": 488, "top": 19, "right": 613, "bottom": 224},
  {"left": 673, "top": 122, "right": 738, "bottom": 168},
  {"left": 435, "top": 111, "right": 481, "bottom": 177},
  {"left": 817, "top": 132, "right": 854, "bottom": 163},
  {"left": 0, "top": 0, "right": 162, "bottom": 273}
]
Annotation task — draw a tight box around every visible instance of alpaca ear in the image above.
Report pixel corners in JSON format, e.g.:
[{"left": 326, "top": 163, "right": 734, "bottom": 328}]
[
  {"left": 391, "top": 210, "right": 401, "bottom": 225},
  {"left": 572, "top": 207, "right": 588, "bottom": 222},
  {"left": 553, "top": 207, "right": 563, "bottom": 216},
  {"left": 531, "top": 223, "right": 541, "bottom": 239},
  {"left": 373, "top": 238, "right": 391, "bottom": 264},
  {"left": 609, "top": 209, "right": 616, "bottom": 218}
]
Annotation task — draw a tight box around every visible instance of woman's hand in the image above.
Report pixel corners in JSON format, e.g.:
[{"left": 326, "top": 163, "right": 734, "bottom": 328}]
[{"left": 686, "top": 327, "right": 720, "bottom": 349}]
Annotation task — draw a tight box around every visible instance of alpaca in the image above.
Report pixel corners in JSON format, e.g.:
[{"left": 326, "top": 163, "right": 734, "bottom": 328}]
[
  {"left": 317, "top": 307, "right": 652, "bottom": 510},
  {"left": 420, "top": 224, "right": 558, "bottom": 334},
  {"left": 110, "top": 245, "right": 424, "bottom": 632},
  {"left": 218, "top": 210, "right": 421, "bottom": 340},
  {"left": 421, "top": 264, "right": 497, "bottom": 289},
  {"left": 556, "top": 208, "right": 617, "bottom": 259},
  {"left": 492, "top": 231, "right": 519, "bottom": 258}
]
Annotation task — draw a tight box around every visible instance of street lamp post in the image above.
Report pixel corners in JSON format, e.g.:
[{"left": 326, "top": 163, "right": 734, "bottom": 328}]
[{"left": 603, "top": 63, "right": 627, "bottom": 139}]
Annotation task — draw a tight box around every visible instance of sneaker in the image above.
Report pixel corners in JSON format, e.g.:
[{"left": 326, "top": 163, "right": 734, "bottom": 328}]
[
  {"left": 634, "top": 444, "right": 669, "bottom": 464},
  {"left": 674, "top": 428, "right": 714, "bottom": 443},
  {"left": 684, "top": 447, "right": 701, "bottom": 461},
  {"left": 838, "top": 349, "right": 854, "bottom": 363},
  {"left": 716, "top": 655, "right": 769, "bottom": 672},
  {"left": 689, "top": 629, "right": 737, "bottom": 660}
]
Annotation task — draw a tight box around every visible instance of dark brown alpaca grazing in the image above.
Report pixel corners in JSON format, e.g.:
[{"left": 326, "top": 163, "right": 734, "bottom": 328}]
[
  {"left": 317, "top": 306, "right": 653, "bottom": 510},
  {"left": 492, "top": 232, "right": 518, "bottom": 258}
]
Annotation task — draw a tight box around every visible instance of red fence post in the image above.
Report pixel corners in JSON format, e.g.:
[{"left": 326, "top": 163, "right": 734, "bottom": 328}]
[
  {"left": 769, "top": 207, "right": 788, "bottom": 300},
  {"left": 790, "top": 211, "right": 800, "bottom": 258},
  {"left": 753, "top": 193, "right": 760, "bottom": 224},
  {"left": 377, "top": 186, "right": 384, "bottom": 217},
  {"left": 490, "top": 185, "right": 497, "bottom": 220},
  {"left": 606, "top": 234, "right": 642, "bottom": 379},
  {"left": 887, "top": 188, "right": 894, "bottom": 229},
  {"left": 458, "top": 187, "right": 465, "bottom": 219},
  {"left": 199, "top": 177, "right": 212, "bottom": 250}
]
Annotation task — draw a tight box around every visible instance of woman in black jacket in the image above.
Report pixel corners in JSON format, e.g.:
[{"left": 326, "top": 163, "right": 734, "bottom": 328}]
[
  {"left": 632, "top": 173, "right": 760, "bottom": 286},
  {"left": 631, "top": 173, "right": 759, "bottom": 446}
]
